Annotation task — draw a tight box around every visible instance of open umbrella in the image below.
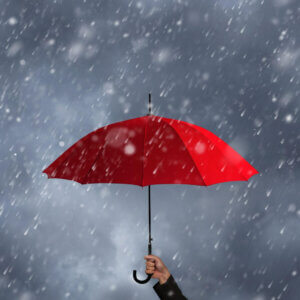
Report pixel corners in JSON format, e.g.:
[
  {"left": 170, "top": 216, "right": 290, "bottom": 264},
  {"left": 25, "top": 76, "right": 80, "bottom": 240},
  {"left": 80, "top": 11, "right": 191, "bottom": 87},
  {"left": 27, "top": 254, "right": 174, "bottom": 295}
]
[{"left": 42, "top": 94, "right": 259, "bottom": 284}]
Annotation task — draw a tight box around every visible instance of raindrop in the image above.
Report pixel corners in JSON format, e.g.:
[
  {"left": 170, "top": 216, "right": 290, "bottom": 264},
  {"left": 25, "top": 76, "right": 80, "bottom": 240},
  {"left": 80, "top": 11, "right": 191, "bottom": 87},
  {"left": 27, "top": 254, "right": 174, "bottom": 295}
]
[
  {"left": 24, "top": 227, "right": 30, "bottom": 236},
  {"left": 214, "top": 241, "right": 219, "bottom": 249},
  {"left": 172, "top": 252, "right": 178, "bottom": 260}
]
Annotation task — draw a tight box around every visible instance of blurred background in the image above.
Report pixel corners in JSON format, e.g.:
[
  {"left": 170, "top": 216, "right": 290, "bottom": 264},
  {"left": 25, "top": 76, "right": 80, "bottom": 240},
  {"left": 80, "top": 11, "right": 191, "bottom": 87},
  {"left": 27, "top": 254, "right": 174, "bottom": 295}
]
[{"left": 0, "top": 0, "right": 299, "bottom": 299}]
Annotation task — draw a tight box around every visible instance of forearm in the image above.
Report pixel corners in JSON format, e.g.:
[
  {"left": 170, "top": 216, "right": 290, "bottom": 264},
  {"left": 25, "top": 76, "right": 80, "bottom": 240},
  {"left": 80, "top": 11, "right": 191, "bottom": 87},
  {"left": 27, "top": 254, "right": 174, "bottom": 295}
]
[{"left": 153, "top": 274, "right": 188, "bottom": 300}]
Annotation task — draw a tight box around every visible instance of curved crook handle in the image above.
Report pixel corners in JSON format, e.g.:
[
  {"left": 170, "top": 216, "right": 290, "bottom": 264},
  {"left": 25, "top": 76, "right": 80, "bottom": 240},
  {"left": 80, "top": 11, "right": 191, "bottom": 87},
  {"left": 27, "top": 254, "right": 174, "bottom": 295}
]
[{"left": 133, "top": 270, "right": 153, "bottom": 284}]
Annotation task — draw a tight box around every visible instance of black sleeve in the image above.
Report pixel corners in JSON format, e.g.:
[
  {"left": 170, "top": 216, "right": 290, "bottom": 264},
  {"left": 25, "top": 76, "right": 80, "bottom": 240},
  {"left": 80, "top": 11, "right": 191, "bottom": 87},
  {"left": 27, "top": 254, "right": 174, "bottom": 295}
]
[{"left": 153, "top": 274, "right": 188, "bottom": 299}]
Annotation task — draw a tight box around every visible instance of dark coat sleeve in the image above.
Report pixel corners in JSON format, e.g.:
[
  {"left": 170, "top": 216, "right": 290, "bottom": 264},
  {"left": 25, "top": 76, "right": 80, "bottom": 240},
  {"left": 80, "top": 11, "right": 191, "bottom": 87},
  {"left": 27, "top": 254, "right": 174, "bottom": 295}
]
[{"left": 153, "top": 274, "right": 188, "bottom": 299}]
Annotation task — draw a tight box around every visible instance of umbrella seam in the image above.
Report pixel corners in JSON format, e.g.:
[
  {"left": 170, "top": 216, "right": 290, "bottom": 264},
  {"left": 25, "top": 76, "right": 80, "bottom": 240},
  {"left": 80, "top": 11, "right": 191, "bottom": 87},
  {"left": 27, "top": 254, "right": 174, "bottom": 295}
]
[{"left": 160, "top": 118, "right": 208, "bottom": 186}]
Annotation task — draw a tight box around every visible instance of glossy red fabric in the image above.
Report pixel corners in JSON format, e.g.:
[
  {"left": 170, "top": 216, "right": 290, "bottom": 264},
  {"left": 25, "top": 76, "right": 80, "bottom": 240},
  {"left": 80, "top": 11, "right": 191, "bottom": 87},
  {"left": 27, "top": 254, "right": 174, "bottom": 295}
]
[{"left": 42, "top": 115, "right": 259, "bottom": 186}]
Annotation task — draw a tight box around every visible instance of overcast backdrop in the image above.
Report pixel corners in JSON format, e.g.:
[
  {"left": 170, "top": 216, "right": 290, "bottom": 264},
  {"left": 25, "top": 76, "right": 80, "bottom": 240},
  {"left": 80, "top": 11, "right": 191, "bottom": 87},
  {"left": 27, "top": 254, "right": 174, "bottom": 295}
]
[{"left": 0, "top": 0, "right": 299, "bottom": 299}]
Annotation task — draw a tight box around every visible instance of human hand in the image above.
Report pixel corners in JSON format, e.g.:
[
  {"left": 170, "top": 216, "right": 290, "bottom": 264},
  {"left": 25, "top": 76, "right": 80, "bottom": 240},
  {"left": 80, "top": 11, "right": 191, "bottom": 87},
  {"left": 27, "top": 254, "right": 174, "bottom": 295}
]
[{"left": 144, "top": 254, "right": 171, "bottom": 285}]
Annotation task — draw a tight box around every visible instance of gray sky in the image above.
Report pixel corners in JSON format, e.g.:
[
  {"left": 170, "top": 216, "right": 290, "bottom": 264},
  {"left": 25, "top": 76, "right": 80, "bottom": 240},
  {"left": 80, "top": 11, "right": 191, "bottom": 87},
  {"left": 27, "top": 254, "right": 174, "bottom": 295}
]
[{"left": 0, "top": 0, "right": 299, "bottom": 299}]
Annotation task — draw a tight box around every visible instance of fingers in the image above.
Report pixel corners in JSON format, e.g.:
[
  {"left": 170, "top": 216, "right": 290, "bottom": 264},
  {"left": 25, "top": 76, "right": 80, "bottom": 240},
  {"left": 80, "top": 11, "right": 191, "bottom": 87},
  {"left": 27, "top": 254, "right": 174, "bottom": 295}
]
[
  {"left": 146, "top": 261, "right": 155, "bottom": 267},
  {"left": 144, "top": 254, "right": 159, "bottom": 259},
  {"left": 145, "top": 265, "right": 155, "bottom": 274},
  {"left": 144, "top": 254, "right": 160, "bottom": 263},
  {"left": 145, "top": 258, "right": 155, "bottom": 270},
  {"left": 145, "top": 266, "right": 155, "bottom": 272},
  {"left": 144, "top": 255, "right": 157, "bottom": 275}
]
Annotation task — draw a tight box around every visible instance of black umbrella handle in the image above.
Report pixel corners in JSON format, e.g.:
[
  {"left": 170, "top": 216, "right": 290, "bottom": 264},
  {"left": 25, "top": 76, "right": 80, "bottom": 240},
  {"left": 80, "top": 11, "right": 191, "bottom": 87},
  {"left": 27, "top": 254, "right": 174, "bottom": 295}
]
[
  {"left": 133, "top": 243, "right": 153, "bottom": 284},
  {"left": 133, "top": 185, "right": 153, "bottom": 284},
  {"left": 133, "top": 270, "right": 152, "bottom": 284}
]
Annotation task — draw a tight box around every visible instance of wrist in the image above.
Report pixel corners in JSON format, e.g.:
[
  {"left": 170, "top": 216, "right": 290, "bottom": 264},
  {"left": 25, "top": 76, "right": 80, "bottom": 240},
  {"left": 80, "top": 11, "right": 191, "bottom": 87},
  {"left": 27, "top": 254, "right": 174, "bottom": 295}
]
[{"left": 159, "top": 271, "right": 171, "bottom": 285}]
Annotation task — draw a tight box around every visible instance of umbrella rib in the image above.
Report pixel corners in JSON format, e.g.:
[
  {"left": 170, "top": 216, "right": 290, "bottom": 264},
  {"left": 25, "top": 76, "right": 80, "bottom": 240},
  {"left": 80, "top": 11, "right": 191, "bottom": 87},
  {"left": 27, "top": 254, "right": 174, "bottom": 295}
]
[{"left": 160, "top": 118, "right": 208, "bottom": 186}]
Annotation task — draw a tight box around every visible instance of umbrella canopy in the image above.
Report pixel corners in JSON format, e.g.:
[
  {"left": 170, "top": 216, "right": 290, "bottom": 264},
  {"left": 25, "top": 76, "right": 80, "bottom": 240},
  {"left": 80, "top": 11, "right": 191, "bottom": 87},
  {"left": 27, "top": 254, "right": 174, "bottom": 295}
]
[{"left": 42, "top": 115, "right": 258, "bottom": 186}]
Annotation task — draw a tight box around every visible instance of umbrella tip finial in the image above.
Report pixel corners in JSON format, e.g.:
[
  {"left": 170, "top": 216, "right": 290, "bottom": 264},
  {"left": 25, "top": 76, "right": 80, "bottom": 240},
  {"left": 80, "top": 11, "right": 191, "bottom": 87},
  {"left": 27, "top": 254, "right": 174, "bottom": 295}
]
[{"left": 148, "top": 93, "right": 152, "bottom": 116}]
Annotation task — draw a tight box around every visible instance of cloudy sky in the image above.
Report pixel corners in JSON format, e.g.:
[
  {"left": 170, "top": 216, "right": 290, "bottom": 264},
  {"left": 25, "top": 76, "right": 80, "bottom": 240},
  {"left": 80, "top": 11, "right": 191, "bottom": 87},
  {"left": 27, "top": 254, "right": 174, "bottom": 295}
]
[{"left": 0, "top": 0, "right": 299, "bottom": 299}]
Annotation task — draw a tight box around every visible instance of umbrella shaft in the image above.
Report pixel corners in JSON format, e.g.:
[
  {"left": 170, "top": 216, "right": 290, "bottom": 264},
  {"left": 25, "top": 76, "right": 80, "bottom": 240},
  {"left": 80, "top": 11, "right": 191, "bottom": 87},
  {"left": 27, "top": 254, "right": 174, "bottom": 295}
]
[{"left": 148, "top": 185, "right": 152, "bottom": 254}]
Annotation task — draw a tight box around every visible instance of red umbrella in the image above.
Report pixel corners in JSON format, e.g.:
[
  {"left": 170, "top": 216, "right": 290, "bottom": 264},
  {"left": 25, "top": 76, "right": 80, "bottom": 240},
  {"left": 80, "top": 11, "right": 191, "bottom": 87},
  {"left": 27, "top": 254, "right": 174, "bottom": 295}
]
[{"left": 42, "top": 94, "right": 259, "bottom": 284}]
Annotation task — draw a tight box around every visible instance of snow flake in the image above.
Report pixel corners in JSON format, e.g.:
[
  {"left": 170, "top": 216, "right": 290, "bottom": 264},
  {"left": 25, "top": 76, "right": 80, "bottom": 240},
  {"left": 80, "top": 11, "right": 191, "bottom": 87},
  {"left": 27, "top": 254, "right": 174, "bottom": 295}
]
[
  {"left": 292, "top": 270, "right": 297, "bottom": 277},
  {"left": 195, "top": 141, "right": 206, "bottom": 154},
  {"left": 78, "top": 24, "right": 95, "bottom": 40},
  {"left": 284, "top": 114, "right": 293, "bottom": 123},
  {"left": 279, "top": 29, "right": 288, "bottom": 41},
  {"left": 124, "top": 143, "right": 136, "bottom": 155},
  {"left": 287, "top": 204, "right": 296, "bottom": 212},
  {"left": 67, "top": 42, "right": 84, "bottom": 61},
  {"left": 47, "top": 39, "right": 56, "bottom": 46},
  {"left": 272, "top": 96, "right": 277, "bottom": 102},
  {"left": 153, "top": 48, "right": 172, "bottom": 65},
  {"left": 84, "top": 44, "right": 99, "bottom": 59},
  {"left": 275, "top": 48, "right": 300, "bottom": 69},
  {"left": 19, "top": 291, "right": 36, "bottom": 300},
  {"left": 103, "top": 82, "right": 115, "bottom": 95},
  {"left": 7, "top": 17, "right": 18, "bottom": 25},
  {"left": 176, "top": 19, "right": 182, "bottom": 26},
  {"left": 254, "top": 118, "right": 263, "bottom": 127},
  {"left": 202, "top": 72, "right": 210, "bottom": 81},
  {"left": 131, "top": 38, "right": 147, "bottom": 53}
]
